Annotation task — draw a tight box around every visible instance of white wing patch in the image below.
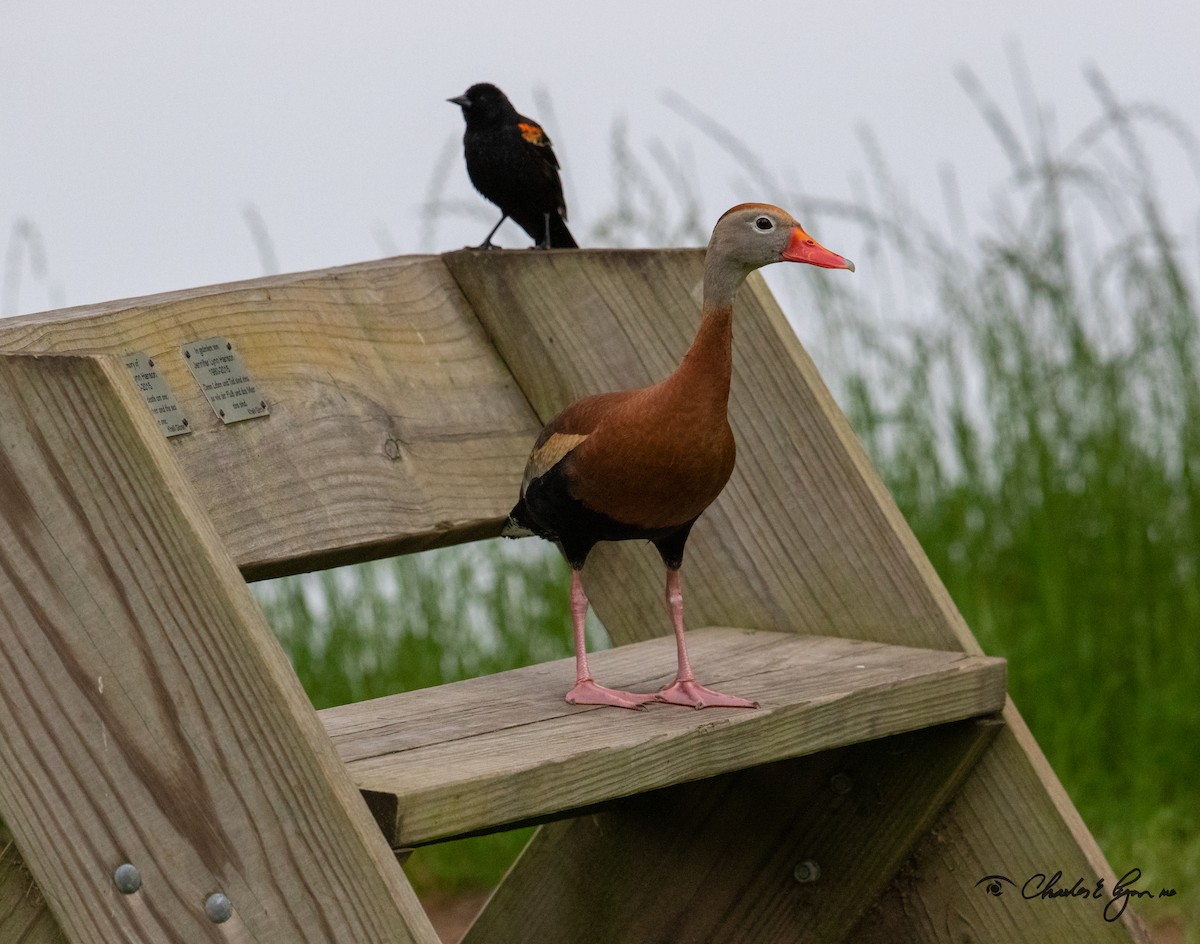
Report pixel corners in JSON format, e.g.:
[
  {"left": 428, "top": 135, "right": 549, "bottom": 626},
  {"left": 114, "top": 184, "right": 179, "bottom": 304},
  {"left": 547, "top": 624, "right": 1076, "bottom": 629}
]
[{"left": 521, "top": 433, "right": 588, "bottom": 495}]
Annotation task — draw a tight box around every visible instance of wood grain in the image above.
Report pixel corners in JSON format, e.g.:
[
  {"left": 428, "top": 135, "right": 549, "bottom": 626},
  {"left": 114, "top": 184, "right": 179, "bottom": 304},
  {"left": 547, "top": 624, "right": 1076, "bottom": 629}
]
[
  {"left": 0, "top": 257, "right": 541, "bottom": 579},
  {"left": 443, "top": 248, "right": 1144, "bottom": 942},
  {"left": 1, "top": 839, "right": 65, "bottom": 944},
  {"left": 463, "top": 718, "right": 1001, "bottom": 944},
  {"left": 322, "top": 629, "right": 1006, "bottom": 846},
  {"left": 0, "top": 250, "right": 1145, "bottom": 941},
  {"left": 848, "top": 700, "right": 1152, "bottom": 943},
  {"left": 0, "top": 353, "right": 437, "bottom": 943}
]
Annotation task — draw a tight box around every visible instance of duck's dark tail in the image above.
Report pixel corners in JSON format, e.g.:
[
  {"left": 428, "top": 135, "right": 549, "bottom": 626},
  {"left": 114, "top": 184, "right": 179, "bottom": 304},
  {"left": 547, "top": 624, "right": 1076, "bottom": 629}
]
[{"left": 501, "top": 498, "right": 536, "bottom": 539}]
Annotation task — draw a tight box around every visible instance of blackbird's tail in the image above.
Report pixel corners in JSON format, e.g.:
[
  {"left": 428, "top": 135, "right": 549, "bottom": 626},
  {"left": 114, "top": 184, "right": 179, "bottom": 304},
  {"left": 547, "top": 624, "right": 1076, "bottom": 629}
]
[{"left": 548, "top": 214, "right": 578, "bottom": 249}]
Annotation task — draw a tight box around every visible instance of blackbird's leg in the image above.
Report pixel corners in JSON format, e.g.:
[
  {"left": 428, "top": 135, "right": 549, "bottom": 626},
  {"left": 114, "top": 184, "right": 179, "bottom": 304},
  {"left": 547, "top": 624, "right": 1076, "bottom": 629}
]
[
  {"left": 530, "top": 211, "right": 552, "bottom": 250},
  {"left": 565, "top": 569, "right": 657, "bottom": 710},
  {"left": 655, "top": 568, "right": 759, "bottom": 710},
  {"left": 476, "top": 213, "right": 507, "bottom": 249}
]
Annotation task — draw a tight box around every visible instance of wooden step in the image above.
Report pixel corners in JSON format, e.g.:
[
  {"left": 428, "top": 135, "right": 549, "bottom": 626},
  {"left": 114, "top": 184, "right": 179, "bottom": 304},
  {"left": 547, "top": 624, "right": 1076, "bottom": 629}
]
[{"left": 320, "top": 628, "right": 1006, "bottom": 847}]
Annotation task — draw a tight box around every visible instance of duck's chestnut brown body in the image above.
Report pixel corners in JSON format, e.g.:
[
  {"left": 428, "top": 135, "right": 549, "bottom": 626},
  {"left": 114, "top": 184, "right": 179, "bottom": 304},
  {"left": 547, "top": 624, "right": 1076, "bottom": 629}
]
[{"left": 510, "top": 306, "right": 735, "bottom": 569}]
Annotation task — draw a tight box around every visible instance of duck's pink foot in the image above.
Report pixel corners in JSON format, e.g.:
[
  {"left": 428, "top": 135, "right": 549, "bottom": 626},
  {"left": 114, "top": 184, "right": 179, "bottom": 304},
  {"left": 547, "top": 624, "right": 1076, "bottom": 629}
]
[
  {"left": 656, "top": 679, "right": 759, "bottom": 710},
  {"left": 566, "top": 679, "right": 657, "bottom": 710}
]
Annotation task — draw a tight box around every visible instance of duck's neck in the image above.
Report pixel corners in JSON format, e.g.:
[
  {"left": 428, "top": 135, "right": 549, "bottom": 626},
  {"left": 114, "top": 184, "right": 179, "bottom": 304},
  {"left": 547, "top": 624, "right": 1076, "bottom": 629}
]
[{"left": 666, "top": 258, "right": 748, "bottom": 409}]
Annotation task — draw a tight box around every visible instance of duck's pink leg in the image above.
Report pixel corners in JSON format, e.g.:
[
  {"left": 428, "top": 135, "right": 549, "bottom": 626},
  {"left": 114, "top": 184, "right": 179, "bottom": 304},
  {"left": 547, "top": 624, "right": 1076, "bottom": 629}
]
[
  {"left": 565, "top": 570, "right": 657, "bottom": 710},
  {"left": 656, "top": 569, "right": 759, "bottom": 709}
]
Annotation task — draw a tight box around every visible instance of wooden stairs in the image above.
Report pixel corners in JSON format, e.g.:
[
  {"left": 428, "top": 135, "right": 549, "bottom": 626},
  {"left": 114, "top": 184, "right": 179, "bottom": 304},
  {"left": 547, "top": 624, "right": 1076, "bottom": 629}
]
[{"left": 0, "top": 250, "right": 1146, "bottom": 942}]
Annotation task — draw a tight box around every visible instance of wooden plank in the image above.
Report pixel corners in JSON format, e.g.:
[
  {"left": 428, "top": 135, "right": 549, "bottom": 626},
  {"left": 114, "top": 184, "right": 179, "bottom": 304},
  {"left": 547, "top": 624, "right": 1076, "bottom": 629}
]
[
  {"left": 0, "top": 353, "right": 438, "bottom": 943},
  {"left": 0, "top": 257, "right": 540, "bottom": 579},
  {"left": 1, "top": 839, "right": 65, "bottom": 944},
  {"left": 322, "top": 629, "right": 1006, "bottom": 846},
  {"left": 463, "top": 718, "right": 1002, "bottom": 944},
  {"left": 443, "top": 248, "right": 1145, "bottom": 942},
  {"left": 848, "top": 703, "right": 1153, "bottom": 943}
]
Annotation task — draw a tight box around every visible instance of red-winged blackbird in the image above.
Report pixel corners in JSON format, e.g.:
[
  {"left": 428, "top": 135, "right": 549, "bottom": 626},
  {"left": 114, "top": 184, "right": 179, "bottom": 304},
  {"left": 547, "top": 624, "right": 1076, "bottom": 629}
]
[{"left": 448, "top": 83, "right": 578, "bottom": 249}]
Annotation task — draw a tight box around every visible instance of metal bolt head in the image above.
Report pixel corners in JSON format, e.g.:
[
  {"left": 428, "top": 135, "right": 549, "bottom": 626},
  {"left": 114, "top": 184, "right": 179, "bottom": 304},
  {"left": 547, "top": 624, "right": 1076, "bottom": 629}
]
[
  {"left": 829, "top": 772, "right": 853, "bottom": 795},
  {"left": 793, "top": 860, "right": 821, "bottom": 884},
  {"left": 204, "top": 892, "right": 233, "bottom": 923},
  {"left": 113, "top": 863, "right": 142, "bottom": 894}
]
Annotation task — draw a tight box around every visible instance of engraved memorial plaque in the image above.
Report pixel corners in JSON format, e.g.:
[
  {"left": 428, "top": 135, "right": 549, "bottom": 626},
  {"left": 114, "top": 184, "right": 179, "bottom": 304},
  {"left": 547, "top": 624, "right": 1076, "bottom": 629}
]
[
  {"left": 181, "top": 337, "right": 269, "bottom": 425},
  {"left": 123, "top": 352, "right": 190, "bottom": 437}
]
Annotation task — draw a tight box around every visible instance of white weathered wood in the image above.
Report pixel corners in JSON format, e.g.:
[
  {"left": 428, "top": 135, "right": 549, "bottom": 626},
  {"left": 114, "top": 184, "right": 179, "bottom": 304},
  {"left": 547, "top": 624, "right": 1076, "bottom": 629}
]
[
  {"left": 323, "top": 629, "right": 1006, "bottom": 846},
  {"left": 0, "top": 257, "right": 541, "bottom": 579},
  {"left": 463, "top": 718, "right": 1002, "bottom": 944},
  {"left": 847, "top": 701, "right": 1154, "bottom": 942},
  {"left": 0, "top": 353, "right": 437, "bottom": 943},
  {"left": 0, "top": 250, "right": 1147, "bottom": 943}
]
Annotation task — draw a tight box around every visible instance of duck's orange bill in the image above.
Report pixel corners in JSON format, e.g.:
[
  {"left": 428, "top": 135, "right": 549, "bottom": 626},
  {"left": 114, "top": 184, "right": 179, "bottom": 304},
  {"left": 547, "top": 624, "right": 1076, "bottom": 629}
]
[{"left": 781, "top": 226, "right": 855, "bottom": 271}]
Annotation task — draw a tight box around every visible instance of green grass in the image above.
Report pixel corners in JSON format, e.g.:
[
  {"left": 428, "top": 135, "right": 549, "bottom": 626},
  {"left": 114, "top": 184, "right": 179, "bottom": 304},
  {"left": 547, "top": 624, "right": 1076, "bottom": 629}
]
[
  {"left": 255, "top": 541, "right": 585, "bottom": 709},
  {"left": 255, "top": 67, "right": 1198, "bottom": 936},
  {"left": 795, "top": 66, "right": 1200, "bottom": 933}
]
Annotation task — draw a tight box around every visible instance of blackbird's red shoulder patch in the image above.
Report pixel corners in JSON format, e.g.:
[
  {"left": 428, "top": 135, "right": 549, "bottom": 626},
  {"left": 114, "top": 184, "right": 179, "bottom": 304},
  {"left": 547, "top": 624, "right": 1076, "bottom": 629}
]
[{"left": 518, "top": 122, "right": 550, "bottom": 147}]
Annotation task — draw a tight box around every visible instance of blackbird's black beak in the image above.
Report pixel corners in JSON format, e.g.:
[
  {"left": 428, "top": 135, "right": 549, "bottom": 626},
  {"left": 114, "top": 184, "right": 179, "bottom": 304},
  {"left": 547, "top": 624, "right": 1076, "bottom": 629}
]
[{"left": 447, "top": 94, "right": 470, "bottom": 108}]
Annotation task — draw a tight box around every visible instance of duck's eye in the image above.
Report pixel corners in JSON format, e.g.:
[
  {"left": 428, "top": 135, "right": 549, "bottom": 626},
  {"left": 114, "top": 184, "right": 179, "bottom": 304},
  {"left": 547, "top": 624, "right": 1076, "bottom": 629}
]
[{"left": 755, "top": 216, "right": 774, "bottom": 231}]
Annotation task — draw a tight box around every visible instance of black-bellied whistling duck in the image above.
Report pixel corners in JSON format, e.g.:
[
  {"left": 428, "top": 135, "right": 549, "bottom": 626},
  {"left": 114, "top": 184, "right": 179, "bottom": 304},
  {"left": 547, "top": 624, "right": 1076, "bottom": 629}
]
[{"left": 503, "top": 203, "right": 854, "bottom": 709}]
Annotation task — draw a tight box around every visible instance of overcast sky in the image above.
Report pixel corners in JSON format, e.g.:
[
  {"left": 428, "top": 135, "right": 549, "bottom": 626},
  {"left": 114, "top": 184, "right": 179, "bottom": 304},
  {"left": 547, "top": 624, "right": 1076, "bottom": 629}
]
[{"left": 3, "top": 0, "right": 1199, "bottom": 319}]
